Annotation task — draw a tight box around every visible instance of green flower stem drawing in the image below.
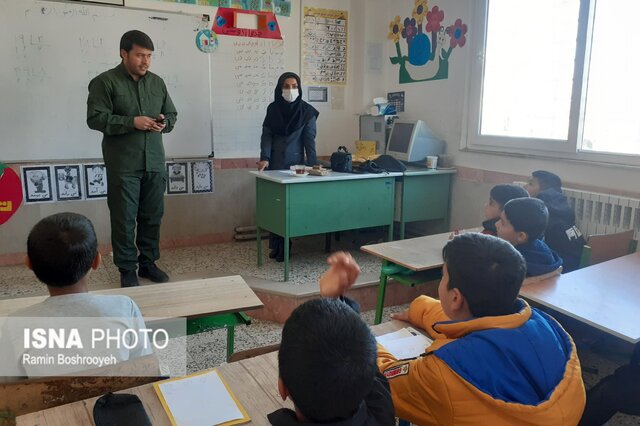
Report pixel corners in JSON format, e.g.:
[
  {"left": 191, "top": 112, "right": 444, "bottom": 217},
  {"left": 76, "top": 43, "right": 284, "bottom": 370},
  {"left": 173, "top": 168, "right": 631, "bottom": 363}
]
[
  {"left": 430, "top": 31, "right": 438, "bottom": 60},
  {"left": 441, "top": 46, "right": 453, "bottom": 61}
]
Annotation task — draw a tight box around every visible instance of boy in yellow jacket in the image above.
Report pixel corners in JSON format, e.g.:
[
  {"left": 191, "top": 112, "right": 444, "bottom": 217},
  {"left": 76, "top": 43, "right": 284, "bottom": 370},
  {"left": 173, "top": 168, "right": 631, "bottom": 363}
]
[{"left": 378, "top": 233, "right": 585, "bottom": 425}]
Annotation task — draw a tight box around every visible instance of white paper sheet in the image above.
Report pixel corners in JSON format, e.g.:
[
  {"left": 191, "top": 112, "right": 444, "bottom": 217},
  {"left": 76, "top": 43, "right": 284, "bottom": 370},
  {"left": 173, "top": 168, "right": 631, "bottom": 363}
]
[
  {"left": 376, "top": 327, "right": 433, "bottom": 360},
  {"left": 157, "top": 370, "right": 245, "bottom": 426}
]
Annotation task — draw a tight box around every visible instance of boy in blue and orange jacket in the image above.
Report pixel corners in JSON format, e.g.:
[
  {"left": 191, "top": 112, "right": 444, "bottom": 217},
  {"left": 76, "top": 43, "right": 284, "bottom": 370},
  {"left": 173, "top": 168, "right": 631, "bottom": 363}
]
[{"left": 376, "top": 233, "right": 585, "bottom": 425}]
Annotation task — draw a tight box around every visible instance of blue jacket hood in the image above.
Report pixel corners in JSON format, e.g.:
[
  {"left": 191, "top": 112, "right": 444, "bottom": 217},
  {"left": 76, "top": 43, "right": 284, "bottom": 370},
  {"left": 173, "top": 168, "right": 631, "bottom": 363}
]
[{"left": 516, "top": 239, "right": 563, "bottom": 276}]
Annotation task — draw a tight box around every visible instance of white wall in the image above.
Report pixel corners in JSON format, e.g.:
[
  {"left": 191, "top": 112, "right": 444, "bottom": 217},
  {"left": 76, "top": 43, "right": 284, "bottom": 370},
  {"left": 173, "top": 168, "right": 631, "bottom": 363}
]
[{"left": 365, "top": 0, "right": 640, "bottom": 193}]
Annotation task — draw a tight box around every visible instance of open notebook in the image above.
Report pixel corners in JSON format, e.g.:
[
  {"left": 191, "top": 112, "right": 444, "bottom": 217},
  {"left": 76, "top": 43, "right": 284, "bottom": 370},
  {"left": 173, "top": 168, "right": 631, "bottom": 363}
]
[
  {"left": 154, "top": 369, "right": 250, "bottom": 426},
  {"left": 376, "top": 327, "right": 433, "bottom": 360}
]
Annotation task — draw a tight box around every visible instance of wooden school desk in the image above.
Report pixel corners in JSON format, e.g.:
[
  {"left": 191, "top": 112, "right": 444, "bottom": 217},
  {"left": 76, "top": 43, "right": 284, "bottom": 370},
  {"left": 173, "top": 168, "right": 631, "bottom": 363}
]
[
  {"left": 0, "top": 276, "right": 264, "bottom": 360},
  {"left": 252, "top": 170, "right": 401, "bottom": 281},
  {"left": 362, "top": 230, "right": 472, "bottom": 324},
  {"left": 520, "top": 251, "right": 640, "bottom": 344},
  {"left": 15, "top": 321, "right": 406, "bottom": 425}
]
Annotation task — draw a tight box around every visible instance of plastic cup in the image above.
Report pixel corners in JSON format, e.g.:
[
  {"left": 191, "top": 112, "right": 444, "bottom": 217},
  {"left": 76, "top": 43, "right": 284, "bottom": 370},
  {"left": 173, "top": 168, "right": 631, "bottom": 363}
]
[{"left": 426, "top": 156, "right": 438, "bottom": 169}]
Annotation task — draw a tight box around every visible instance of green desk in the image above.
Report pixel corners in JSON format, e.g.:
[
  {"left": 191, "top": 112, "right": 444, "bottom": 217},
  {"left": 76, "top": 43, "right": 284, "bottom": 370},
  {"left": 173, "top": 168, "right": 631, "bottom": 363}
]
[
  {"left": 395, "top": 167, "right": 456, "bottom": 239},
  {"left": 252, "top": 170, "right": 400, "bottom": 281}
]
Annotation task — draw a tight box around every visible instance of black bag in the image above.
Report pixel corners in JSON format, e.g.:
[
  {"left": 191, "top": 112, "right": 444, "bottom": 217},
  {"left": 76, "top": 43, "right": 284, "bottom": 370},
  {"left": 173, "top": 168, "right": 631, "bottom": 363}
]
[
  {"left": 354, "top": 159, "right": 384, "bottom": 174},
  {"left": 330, "top": 146, "right": 353, "bottom": 172},
  {"left": 373, "top": 154, "right": 407, "bottom": 172},
  {"left": 93, "top": 392, "right": 152, "bottom": 426}
]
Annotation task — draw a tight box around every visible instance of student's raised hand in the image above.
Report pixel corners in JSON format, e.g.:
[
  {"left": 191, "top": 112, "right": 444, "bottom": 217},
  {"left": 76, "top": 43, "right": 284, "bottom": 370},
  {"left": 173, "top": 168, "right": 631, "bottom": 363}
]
[
  {"left": 391, "top": 310, "right": 410, "bottom": 322},
  {"left": 319, "top": 251, "right": 361, "bottom": 298}
]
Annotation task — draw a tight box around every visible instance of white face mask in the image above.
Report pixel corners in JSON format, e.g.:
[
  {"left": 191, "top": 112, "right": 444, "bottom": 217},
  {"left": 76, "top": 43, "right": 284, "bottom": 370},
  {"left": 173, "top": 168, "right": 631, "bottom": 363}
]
[{"left": 282, "top": 89, "right": 299, "bottom": 103}]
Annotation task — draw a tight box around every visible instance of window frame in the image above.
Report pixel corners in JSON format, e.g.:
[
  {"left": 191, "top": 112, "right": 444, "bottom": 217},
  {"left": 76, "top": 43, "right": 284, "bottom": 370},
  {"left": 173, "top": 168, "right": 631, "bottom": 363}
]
[{"left": 462, "top": 0, "right": 640, "bottom": 167}]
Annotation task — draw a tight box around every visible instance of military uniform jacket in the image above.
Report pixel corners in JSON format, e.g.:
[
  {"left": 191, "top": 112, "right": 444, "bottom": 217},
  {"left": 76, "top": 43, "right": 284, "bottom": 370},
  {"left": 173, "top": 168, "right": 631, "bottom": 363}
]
[{"left": 87, "top": 63, "right": 177, "bottom": 173}]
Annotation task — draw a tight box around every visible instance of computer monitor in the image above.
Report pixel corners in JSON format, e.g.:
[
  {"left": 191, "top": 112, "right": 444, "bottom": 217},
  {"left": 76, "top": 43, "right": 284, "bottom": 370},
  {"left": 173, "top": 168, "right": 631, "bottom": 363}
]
[{"left": 385, "top": 119, "right": 444, "bottom": 162}]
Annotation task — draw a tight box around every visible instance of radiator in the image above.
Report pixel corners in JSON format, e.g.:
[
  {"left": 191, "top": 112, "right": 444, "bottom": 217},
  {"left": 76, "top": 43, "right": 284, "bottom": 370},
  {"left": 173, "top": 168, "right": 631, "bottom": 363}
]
[{"left": 563, "top": 188, "right": 640, "bottom": 239}]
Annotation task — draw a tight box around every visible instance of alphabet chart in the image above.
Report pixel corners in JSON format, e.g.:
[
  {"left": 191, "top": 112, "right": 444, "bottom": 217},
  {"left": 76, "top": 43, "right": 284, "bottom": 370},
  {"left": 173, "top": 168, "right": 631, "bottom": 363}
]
[{"left": 302, "top": 8, "right": 348, "bottom": 85}]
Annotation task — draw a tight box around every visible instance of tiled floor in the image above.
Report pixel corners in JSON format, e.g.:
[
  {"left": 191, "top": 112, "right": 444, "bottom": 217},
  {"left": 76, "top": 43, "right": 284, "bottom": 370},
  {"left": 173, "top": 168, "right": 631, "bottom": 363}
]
[{"left": 1, "top": 233, "right": 638, "bottom": 425}]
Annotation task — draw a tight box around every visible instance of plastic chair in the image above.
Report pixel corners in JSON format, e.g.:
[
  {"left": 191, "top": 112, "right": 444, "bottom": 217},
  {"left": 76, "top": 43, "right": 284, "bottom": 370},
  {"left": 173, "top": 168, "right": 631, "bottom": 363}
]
[{"left": 579, "top": 230, "right": 637, "bottom": 268}]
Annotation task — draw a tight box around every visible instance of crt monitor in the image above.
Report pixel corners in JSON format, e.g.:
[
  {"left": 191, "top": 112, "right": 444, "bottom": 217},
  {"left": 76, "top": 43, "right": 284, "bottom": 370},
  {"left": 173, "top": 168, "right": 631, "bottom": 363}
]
[{"left": 385, "top": 119, "right": 444, "bottom": 162}]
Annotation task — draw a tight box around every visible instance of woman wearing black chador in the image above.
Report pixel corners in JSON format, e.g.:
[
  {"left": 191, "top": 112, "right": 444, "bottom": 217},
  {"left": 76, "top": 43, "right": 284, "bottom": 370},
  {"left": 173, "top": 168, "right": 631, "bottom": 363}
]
[{"left": 257, "top": 72, "right": 319, "bottom": 262}]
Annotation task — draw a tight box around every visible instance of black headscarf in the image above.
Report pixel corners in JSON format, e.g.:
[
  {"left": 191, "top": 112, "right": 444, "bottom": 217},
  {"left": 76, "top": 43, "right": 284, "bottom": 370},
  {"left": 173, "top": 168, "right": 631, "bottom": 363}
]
[{"left": 263, "top": 72, "right": 319, "bottom": 136}]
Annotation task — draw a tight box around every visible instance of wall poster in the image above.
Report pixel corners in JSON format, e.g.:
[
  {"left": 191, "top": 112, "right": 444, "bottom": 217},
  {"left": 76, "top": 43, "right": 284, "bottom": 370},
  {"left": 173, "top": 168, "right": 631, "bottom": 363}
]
[{"left": 302, "top": 8, "right": 347, "bottom": 85}]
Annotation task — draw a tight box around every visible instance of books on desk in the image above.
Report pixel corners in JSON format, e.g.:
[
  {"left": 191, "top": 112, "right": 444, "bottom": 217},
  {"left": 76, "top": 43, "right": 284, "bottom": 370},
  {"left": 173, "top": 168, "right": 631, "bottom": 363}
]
[
  {"left": 154, "top": 369, "right": 250, "bottom": 426},
  {"left": 376, "top": 327, "right": 433, "bottom": 360}
]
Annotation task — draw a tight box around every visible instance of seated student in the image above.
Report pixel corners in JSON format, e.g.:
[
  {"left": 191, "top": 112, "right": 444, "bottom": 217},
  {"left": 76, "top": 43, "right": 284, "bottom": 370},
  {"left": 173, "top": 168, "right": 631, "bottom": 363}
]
[
  {"left": 497, "top": 197, "right": 563, "bottom": 276},
  {"left": 482, "top": 184, "right": 529, "bottom": 235},
  {"left": 269, "top": 252, "right": 394, "bottom": 426},
  {"left": 1, "top": 212, "right": 152, "bottom": 377},
  {"left": 375, "top": 233, "right": 585, "bottom": 425},
  {"left": 525, "top": 170, "right": 586, "bottom": 272}
]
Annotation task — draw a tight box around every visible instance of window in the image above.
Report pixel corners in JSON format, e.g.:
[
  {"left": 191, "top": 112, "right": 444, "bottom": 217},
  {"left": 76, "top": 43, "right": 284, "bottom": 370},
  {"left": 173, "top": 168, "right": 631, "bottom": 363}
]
[{"left": 466, "top": 0, "right": 640, "bottom": 163}]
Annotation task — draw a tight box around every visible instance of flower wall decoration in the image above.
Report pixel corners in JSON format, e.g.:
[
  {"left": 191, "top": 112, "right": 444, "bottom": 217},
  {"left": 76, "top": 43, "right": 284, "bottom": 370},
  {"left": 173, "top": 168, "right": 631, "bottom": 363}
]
[{"left": 388, "top": 0, "right": 468, "bottom": 84}]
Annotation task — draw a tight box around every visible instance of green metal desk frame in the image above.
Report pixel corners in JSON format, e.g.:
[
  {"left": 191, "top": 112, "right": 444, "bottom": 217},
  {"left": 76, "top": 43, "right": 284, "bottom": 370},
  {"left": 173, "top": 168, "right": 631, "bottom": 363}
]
[
  {"left": 255, "top": 175, "right": 396, "bottom": 281},
  {"left": 186, "top": 312, "right": 251, "bottom": 361},
  {"left": 395, "top": 170, "right": 454, "bottom": 240},
  {"left": 374, "top": 260, "right": 443, "bottom": 325}
]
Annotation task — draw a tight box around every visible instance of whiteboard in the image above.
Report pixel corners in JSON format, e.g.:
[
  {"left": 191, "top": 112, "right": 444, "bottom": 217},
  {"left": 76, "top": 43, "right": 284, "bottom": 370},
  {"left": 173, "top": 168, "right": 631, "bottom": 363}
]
[
  {"left": 0, "top": 0, "right": 212, "bottom": 162},
  {"left": 210, "top": 36, "right": 285, "bottom": 158}
]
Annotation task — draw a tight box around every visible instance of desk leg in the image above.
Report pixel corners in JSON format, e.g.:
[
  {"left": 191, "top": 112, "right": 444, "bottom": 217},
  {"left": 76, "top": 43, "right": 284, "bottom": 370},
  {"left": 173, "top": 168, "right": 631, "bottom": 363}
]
[
  {"left": 325, "top": 233, "right": 332, "bottom": 253},
  {"left": 387, "top": 223, "right": 394, "bottom": 242},
  {"left": 375, "top": 262, "right": 390, "bottom": 325},
  {"left": 256, "top": 227, "right": 263, "bottom": 267},
  {"left": 284, "top": 235, "right": 290, "bottom": 281},
  {"left": 226, "top": 325, "right": 235, "bottom": 362},
  {"left": 399, "top": 219, "right": 405, "bottom": 240}
]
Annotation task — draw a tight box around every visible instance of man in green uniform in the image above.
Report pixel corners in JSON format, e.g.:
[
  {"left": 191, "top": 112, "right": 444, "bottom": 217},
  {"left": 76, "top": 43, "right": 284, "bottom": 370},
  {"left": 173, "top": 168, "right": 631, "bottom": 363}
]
[{"left": 87, "top": 30, "right": 177, "bottom": 287}]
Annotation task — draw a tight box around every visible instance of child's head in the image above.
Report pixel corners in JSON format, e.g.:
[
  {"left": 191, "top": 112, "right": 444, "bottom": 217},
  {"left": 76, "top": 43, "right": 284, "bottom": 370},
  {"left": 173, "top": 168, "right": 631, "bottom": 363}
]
[
  {"left": 27, "top": 212, "right": 99, "bottom": 288},
  {"left": 484, "top": 184, "right": 529, "bottom": 220},
  {"left": 278, "top": 298, "right": 377, "bottom": 422},
  {"left": 497, "top": 198, "right": 548, "bottom": 245},
  {"left": 526, "top": 170, "right": 562, "bottom": 197},
  {"left": 439, "top": 233, "right": 526, "bottom": 319}
]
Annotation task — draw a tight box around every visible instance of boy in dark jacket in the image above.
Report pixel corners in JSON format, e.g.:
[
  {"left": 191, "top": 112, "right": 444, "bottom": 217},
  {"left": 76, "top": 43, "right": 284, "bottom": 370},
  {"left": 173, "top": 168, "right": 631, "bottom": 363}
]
[
  {"left": 268, "top": 253, "right": 395, "bottom": 426},
  {"left": 525, "top": 170, "right": 586, "bottom": 272},
  {"left": 497, "top": 197, "right": 563, "bottom": 276},
  {"left": 482, "top": 184, "right": 529, "bottom": 235}
]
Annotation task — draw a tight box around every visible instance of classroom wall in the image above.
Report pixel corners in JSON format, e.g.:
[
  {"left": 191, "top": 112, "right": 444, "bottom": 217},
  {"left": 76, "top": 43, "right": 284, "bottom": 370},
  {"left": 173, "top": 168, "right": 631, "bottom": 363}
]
[
  {"left": 0, "top": 0, "right": 369, "bottom": 259},
  {"left": 3, "top": 0, "right": 640, "bottom": 260}
]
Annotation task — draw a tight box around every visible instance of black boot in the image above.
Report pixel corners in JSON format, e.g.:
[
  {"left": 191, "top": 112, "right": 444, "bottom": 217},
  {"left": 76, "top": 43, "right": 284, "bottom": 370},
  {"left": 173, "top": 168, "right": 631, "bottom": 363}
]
[
  {"left": 276, "top": 240, "right": 292, "bottom": 263},
  {"left": 269, "top": 236, "right": 280, "bottom": 259}
]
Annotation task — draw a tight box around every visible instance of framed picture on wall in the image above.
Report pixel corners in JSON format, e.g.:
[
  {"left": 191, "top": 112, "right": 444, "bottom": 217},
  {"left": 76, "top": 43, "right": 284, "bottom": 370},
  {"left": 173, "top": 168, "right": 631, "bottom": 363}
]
[
  {"left": 54, "top": 165, "right": 82, "bottom": 201},
  {"left": 190, "top": 160, "right": 214, "bottom": 194},
  {"left": 21, "top": 166, "right": 53, "bottom": 203},
  {"left": 84, "top": 163, "right": 108, "bottom": 199},
  {"left": 166, "top": 162, "right": 189, "bottom": 195}
]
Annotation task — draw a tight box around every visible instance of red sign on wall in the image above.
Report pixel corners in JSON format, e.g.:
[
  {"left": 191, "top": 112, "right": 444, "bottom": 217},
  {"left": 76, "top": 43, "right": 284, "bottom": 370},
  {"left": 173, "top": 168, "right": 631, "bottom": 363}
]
[
  {"left": 0, "top": 163, "right": 22, "bottom": 226},
  {"left": 212, "top": 8, "right": 282, "bottom": 40}
]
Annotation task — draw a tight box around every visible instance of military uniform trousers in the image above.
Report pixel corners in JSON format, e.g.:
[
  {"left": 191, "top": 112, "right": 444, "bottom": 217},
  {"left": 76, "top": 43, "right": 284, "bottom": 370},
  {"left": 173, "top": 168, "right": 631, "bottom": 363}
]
[{"left": 107, "top": 170, "right": 166, "bottom": 271}]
